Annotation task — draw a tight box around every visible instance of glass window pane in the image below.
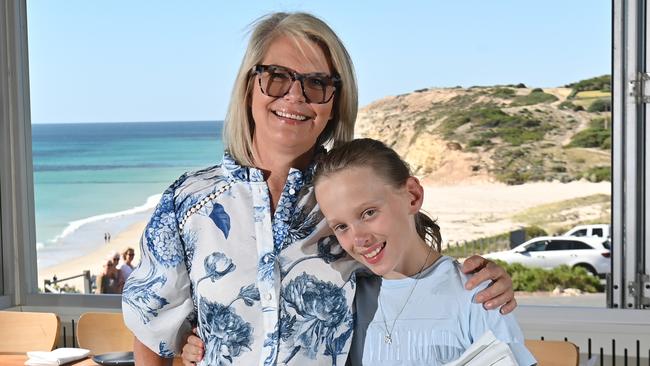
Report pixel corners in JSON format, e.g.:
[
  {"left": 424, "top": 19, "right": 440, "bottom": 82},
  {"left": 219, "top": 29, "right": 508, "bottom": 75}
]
[{"left": 26, "top": 2, "right": 611, "bottom": 309}]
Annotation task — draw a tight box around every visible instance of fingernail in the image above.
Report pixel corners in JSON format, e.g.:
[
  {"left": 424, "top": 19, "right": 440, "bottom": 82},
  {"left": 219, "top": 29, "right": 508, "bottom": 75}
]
[{"left": 486, "top": 301, "right": 494, "bottom": 308}]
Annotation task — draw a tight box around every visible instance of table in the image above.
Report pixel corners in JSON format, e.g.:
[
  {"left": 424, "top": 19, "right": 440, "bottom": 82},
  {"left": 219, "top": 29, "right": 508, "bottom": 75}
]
[
  {"left": 0, "top": 354, "right": 184, "bottom": 365},
  {"left": 0, "top": 354, "right": 98, "bottom": 365}
]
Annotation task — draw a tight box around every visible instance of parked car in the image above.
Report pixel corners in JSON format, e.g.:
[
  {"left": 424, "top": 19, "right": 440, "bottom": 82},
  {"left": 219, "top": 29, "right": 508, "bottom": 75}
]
[
  {"left": 564, "top": 224, "right": 610, "bottom": 239},
  {"left": 483, "top": 236, "right": 611, "bottom": 276}
]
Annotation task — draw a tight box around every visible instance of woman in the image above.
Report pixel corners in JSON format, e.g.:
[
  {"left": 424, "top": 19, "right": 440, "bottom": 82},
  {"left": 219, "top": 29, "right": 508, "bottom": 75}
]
[
  {"left": 123, "top": 12, "right": 515, "bottom": 366},
  {"left": 96, "top": 257, "right": 121, "bottom": 294}
]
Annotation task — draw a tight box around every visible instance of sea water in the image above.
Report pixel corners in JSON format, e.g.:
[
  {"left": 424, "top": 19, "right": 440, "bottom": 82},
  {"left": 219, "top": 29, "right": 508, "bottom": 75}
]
[{"left": 32, "top": 121, "right": 223, "bottom": 269}]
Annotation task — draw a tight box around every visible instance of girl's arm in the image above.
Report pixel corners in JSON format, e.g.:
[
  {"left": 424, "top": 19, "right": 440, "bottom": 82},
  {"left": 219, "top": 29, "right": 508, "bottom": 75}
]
[
  {"left": 134, "top": 337, "right": 173, "bottom": 366},
  {"left": 461, "top": 255, "right": 516, "bottom": 314}
]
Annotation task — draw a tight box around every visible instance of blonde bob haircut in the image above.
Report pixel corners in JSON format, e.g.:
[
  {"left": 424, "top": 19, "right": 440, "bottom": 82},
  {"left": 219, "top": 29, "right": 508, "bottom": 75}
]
[{"left": 223, "top": 12, "right": 358, "bottom": 167}]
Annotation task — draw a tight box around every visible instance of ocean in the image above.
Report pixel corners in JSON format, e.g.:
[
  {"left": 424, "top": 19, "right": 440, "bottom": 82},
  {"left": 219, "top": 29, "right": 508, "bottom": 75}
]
[{"left": 32, "top": 121, "right": 223, "bottom": 269}]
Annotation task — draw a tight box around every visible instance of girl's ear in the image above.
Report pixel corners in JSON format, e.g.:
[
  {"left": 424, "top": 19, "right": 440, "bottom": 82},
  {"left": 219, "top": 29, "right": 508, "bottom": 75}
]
[{"left": 405, "top": 176, "right": 424, "bottom": 214}]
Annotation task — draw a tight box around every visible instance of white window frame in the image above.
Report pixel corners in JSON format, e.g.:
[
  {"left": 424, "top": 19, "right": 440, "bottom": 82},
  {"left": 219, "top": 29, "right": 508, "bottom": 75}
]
[
  {"left": 1, "top": 0, "right": 120, "bottom": 309},
  {"left": 0, "top": 0, "right": 646, "bottom": 316}
]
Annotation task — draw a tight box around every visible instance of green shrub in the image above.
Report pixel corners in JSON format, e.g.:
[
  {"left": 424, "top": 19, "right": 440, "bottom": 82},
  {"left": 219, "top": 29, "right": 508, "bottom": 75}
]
[
  {"left": 588, "top": 98, "right": 611, "bottom": 112},
  {"left": 511, "top": 90, "right": 559, "bottom": 106},
  {"left": 558, "top": 101, "right": 576, "bottom": 110},
  {"left": 584, "top": 166, "right": 611, "bottom": 182},
  {"left": 494, "top": 260, "right": 604, "bottom": 292},
  {"left": 567, "top": 75, "right": 612, "bottom": 96},
  {"left": 568, "top": 129, "right": 611, "bottom": 149},
  {"left": 492, "top": 87, "right": 516, "bottom": 98},
  {"left": 524, "top": 225, "right": 548, "bottom": 239},
  {"left": 600, "top": 138, "right": 611, "bottom": 149}
]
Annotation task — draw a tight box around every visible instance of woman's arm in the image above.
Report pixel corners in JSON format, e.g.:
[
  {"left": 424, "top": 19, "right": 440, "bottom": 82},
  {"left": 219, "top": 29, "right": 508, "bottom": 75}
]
[
  {"left": 462, "top": 255, "right": 516, "bottom": 314},
  {"left": 134, "top": 337, "right": 172, "bottom": 366}
]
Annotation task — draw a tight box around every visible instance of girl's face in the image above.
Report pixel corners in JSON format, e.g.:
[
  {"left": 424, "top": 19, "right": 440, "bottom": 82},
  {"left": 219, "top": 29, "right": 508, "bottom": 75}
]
[
  {"left": 250, "top": 35, "right": 334, "bottom": 158},
  {"left": 315, "top": 166, "right": 426, "bottom": 279}
]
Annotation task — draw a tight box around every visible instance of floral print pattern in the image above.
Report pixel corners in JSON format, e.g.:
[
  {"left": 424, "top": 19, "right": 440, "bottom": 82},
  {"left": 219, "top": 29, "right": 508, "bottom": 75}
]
[{"left": 122, "top": 151, "right": 358, "bottom": 365}]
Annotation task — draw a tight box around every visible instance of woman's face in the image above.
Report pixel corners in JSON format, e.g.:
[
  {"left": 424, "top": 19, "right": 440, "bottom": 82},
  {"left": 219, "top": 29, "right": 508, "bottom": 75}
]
[
  {"left": 250, "top": 36, "right": 335, "bottom": 157},
  {"left": 315, "top": 166, "right": 425, "bottom": 279}
]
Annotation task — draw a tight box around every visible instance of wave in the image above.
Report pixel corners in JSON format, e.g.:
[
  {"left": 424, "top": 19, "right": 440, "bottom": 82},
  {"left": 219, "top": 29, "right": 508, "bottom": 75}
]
[
  {"left": 34, "top": 163, "right": 184, "bottom": 172},
  {"left": 49, "top": 194, "right": 162, "bottom": 244}
]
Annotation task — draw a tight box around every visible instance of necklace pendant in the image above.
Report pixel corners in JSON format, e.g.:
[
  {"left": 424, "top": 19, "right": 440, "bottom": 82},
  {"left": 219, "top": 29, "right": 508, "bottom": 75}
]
[{"left": 384, "top": 334, "right": 392, "bottom": 344}]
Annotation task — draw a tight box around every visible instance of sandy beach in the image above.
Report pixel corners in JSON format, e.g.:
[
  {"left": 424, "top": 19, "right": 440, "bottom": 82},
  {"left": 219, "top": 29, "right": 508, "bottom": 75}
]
[
  {"left": 421, "top": 180, "right": 611, "bottom": 246},
  {"left": 37, "top": 180, "right": 611, "bottom": 293},
  {"left": 38, "top": 220, "right": 147, "bottom": 293}
]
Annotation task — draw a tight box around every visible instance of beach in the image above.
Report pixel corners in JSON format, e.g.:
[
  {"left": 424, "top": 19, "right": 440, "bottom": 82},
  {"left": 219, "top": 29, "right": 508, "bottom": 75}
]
[
  {"left": 37, "top": 179, "right": 611, "bottom": 292},
  {"left": 38, "top": 220, "right": 148, "bottom": 293}
]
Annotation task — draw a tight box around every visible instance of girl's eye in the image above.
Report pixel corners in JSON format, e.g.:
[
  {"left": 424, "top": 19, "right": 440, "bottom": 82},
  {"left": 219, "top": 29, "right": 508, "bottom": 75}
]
[
  {"left": 362, "top": 209, "right": 377, "bottom": 220},
  {"left": 333, "top": 224, "right": 348, "bottom": 232}
]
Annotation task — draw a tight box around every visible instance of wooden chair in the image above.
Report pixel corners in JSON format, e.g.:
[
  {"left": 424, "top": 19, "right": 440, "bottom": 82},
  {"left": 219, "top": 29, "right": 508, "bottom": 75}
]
[
  {"left": 525, "top": 339, "right": 579, "bottom": 366},
  {"left": 0, "top": 311, "right": 60, "bottom": 353},
  {"left": 77, "top": 312, "right": 134, "bottom": 355}
]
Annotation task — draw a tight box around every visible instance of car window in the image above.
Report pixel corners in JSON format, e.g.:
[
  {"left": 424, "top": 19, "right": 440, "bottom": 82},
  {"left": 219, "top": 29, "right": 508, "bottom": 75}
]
[
  {"left": 546, "top": 240, "right": 572, "bottom": 251},
  {"left": 571, "top": 229, "right": 588, "bottom": 237},
  {"left": 593, "top": 228, "right": 603, "bottom": 237},
  {"left": 569, "top": 241, "right": 593, "bottom": 250},
  {"left": 602, "top": 239, "right": 611, "bottom": 250},
  {"left": 525, "top": 241, "right": 548, "bottom": 252}
]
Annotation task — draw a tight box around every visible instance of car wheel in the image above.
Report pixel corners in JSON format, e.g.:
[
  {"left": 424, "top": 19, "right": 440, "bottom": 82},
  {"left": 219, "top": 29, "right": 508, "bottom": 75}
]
[{"left": 573, "top": 263, "right": 598, "bottom": 277}]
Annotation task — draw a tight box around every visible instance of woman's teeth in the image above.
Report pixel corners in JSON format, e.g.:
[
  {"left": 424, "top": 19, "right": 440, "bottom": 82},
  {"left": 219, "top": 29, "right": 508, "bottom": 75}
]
[
  {"left": 275, "top": 110, "right": 308, "bottom": 121},
  {"left": 363, "top": 243, "right": 386, "bottom": 259}
]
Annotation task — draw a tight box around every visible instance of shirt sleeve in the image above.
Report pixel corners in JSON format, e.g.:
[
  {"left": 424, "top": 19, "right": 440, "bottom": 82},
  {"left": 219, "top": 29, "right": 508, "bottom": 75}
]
[
  {"left": 467, "top": 282, "right": 537, "bottom": 366},
  {"left": 121, "top": 179, "right": 193, "bottom": 357}
]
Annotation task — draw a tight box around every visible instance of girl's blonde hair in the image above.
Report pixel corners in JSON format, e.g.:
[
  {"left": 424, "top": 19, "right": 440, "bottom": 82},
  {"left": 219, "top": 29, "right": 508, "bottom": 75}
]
[
  {"left": 224, "top": 12, "right": 358, "bottom": 166},
  {"left": 314, "top": 138, "right": 442, "bottom": 251}
]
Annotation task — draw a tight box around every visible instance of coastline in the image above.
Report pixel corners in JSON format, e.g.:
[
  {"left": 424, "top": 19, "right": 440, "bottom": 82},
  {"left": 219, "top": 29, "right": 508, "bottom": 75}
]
[{"left": 37, "top": 220, "right": 147, "bottom": 293}]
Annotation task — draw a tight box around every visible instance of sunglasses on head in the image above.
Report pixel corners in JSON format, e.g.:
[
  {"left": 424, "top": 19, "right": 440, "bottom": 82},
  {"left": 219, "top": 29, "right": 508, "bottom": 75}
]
[{"left": 253, "top": 64, "right": 340, "bottom": 104}]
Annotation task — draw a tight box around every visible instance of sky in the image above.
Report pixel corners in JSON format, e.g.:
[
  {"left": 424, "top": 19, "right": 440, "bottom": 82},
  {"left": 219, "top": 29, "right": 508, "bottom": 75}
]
[{"left": 26, "top": 1, "right": 611, "bottom": 124}]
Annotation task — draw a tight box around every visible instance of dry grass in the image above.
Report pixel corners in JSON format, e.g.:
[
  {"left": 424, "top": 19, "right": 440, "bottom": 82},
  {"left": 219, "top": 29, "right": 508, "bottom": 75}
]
[{"left": 511, "top": 193, "right": 611, "bottom": 234}]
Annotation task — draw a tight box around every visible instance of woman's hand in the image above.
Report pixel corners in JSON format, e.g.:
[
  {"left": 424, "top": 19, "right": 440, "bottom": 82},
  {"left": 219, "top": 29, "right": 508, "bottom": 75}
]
[
  {"left": 181, "top": 329, "right": 205, "bottom": 365},
  {"left": 462, "top": 255, "right": 517, "bottom": 314}
]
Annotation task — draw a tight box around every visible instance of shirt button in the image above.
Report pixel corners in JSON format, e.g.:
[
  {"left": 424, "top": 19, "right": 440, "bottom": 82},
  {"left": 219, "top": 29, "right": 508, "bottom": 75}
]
[
  {"left": 288, "top": 188, "right": 296, "bottom": 195},
  {"left": 265, "top": 293, "right": 273, "bottom": 301}
]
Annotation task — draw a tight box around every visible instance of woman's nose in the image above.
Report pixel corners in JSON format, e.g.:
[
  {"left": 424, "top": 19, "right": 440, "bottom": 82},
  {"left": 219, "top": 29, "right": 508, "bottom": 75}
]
[{"left": 283, "top": 79, "right": 306, "bottom": 102}]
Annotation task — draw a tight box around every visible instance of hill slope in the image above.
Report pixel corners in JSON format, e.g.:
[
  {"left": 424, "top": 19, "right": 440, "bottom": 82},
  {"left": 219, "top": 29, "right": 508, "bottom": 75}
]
[{"left": 355, "top": 80, "right": 611, "bottom": 185}]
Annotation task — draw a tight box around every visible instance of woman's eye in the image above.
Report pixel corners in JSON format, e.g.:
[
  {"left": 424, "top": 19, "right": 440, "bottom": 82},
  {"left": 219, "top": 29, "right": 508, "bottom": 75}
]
[{"left": 333, "top": 224, "right": 347, "bottom": 232}]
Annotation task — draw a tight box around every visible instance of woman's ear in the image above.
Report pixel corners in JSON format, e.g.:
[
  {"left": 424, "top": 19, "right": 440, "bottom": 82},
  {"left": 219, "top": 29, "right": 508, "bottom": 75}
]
[{"left": 405, "top": 176, "right": 424, "bottom": 214}]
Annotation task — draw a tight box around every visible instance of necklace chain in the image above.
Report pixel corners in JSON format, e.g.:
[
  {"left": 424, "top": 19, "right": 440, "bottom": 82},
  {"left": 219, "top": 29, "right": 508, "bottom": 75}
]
[{"left": 378, "top": 244, "right": 434, "bottom": 345}]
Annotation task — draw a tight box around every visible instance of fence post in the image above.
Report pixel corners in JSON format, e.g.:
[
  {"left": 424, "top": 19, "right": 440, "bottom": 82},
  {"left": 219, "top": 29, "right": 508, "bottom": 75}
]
[{"left": 83, "top": 270, "right": 91, "bottom": 294}]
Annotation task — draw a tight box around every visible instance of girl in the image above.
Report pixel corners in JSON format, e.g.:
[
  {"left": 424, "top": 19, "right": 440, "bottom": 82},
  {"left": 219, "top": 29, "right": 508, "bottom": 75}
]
[
  {"left": 312, "top": 138, "right": 536, "bottom": 365},
  {"left": 181, "top": 137, "right": 533, "bottom": 365}
]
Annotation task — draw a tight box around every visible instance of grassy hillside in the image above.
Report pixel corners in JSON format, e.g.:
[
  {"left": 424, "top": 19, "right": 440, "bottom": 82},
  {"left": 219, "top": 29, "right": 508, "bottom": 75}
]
[{"left": 356, "top": 76, "right": 612, "bottom": 185}]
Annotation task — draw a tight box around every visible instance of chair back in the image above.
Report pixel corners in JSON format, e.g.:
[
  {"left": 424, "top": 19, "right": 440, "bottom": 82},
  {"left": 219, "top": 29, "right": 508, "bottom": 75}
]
[
  {"left": 77, "top": 312, "right": 134, "bottom": 355},
  {"left": 0, "top": 311, "right": 60, "bottom": 353},
  {"left": 525, "top": 339, "right": 579, "bottom": 366}
]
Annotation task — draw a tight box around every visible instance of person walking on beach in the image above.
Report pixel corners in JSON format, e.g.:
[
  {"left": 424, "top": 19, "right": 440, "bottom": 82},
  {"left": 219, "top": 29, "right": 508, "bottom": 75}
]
[{"left": 122, "top": 12, "right": 516, "bottom": 365}]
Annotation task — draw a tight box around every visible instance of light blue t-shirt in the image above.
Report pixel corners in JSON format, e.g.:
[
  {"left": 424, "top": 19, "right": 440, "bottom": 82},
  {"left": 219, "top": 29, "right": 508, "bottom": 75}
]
[{"left": 349, "top": 256, "right": 536, "bottom": 365}]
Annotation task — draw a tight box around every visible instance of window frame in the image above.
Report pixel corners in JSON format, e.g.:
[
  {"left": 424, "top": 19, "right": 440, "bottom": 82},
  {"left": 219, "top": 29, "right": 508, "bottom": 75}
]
[{"left": 0, "top": 0, "right": 646, "bottom": 314}]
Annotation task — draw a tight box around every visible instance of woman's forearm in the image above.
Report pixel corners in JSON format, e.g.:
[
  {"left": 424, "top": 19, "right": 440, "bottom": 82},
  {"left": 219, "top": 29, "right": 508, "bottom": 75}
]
[{"left": 134, "top": 337, "right": 172, "bottom": 366}]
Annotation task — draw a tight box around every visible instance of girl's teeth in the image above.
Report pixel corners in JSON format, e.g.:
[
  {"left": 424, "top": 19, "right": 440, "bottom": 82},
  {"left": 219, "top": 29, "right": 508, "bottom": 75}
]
[
  {"left": 363, "top": 244, "right": 384, "bottom": 259},
  {"left": 276, "top": 110, "right": 308, "bottom": 121}
]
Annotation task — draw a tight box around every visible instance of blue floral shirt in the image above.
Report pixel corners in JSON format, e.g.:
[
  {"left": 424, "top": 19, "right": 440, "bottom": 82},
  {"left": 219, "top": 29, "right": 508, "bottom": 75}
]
[{"left": 122, "top": 151, "right": 358, "bottom": 365}]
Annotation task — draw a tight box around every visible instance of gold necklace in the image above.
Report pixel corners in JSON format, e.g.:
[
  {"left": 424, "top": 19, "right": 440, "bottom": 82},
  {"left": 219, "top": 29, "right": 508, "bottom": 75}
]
[{"left": 377, "top": 244, "right": 434, "bottom": 345}]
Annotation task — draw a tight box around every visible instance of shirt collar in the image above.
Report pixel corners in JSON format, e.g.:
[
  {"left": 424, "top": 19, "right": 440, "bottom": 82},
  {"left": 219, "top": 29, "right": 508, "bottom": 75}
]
[{"left": 222, "top": 146, "right": 326, "bottom": 185}]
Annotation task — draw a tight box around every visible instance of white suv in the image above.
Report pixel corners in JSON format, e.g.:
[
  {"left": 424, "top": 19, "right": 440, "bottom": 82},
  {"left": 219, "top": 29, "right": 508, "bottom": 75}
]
[
  {"left": 484, "top": 236, "right": 611, "bottom": 276},
  {"left": 564, "top": 224, "right": 610, "bottom": 239}
]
